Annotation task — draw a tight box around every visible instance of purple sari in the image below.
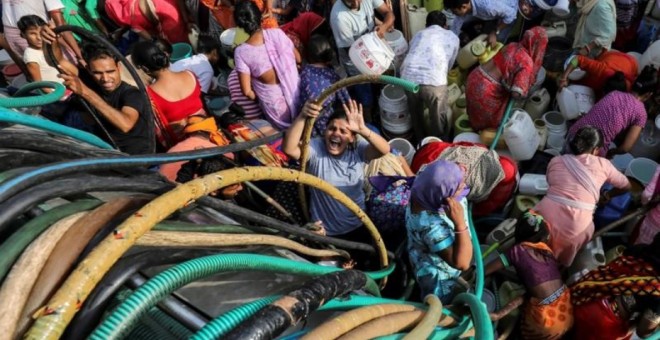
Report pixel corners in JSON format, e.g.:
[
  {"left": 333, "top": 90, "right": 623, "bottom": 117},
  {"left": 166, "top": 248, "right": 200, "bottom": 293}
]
[{"left": 263, "top": 28, "right": 300, "bottom": 127}]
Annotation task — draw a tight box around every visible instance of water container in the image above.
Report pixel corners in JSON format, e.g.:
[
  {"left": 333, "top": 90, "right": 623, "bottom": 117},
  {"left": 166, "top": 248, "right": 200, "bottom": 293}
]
[
  {"left": 605, "top": 245, "right": 626, "bottom": 264},
  {"left": 625, "top": 157, "right": 658, "bottom": 185},
  {"left": 503, "top": 109, "right": 539, "bottom": 160},
  {"left": 524, "top": 88, "right": 551, "bottom": 120},
  {"left": 458, "top": 34, "right": 487, "bottom": 70},
  {"left": 535, "top": 119, "right": 548, "bottom": 150},
  {"left": 640, "top": 40, "right": 660, "bottom": 71},
  {"left": 379, "top": 85, "right": 411, "bottom": 135},
  {"left": 448, "top": 68, "right": 463, "bottom": 87},
  {"left": 424, "top": 0, "right": 444, "bottom": 11},
  {"left": 486, "top": 218, "right": 517, "bottom": 249},
  {"left": 453, "top": 132, "right": 481, "bottom": 144},
  {"left": 188, "top": 25, "right": 200, "bottom": 50},
  {"left": 384, "top": 29, "right": 408, "bottom": 70},
  {"left": 542, "top": 21, "right": 567, "bottom": 38},
  {"left": 451, "top": 95, "right": 467, "bottom": 129},
  {"left": 2, "top": 64, "right": 21, "bottom": 83},
  {"left": 454, "top": 114, "right": 473, "bottom": 136},
  {"left": 389, "top": 138, "right": 415, "bottom": 164},
  {"left": 567, "top": 237, "right": 605, "bottom": 285},
  {"left": 552, "top": 0, "right": 570, "bottom": 17},
  {"left": 557, "top": 85, "right": 595, "bottom": 120},
  {"left": 511, "top": 195, "right": 540, "bottom": 219},
  {"left": 420, "top": 136, "right": 442, "bottom": 148},
  {"left": 406, "top": 5, "right": 428, "bottom": 39},
  {"left": 543, "top": 111, "right": 567, "bottom": 151},
  {"left": 519, "top": 173, "right": 548, "bottom": 195},
  {"left": 543, "top": 37, "right": 572, "bottom": 72},
  {"left": 595, "top": 183, "right": 633, "bottom": 228},
  {"left": 630, "top": 120, "right": 660, "bottom": 160},
  {"left": 478, "top": 42, "right": 503, "bottom": 64},
  {"left": 611, "top": 153, "right": 634, "bottom": 172},
  {"left": 530, "top": 67, "right": 546, "bottom": 94},
  {"left": 480, "top": 128, "right": 507, "bottom": 149},
  {"left": 349, "top": 32, "right": 395, "bottom": 75},
  {"left": 447, "top": 83, "right": 462, "bottom": 107}
]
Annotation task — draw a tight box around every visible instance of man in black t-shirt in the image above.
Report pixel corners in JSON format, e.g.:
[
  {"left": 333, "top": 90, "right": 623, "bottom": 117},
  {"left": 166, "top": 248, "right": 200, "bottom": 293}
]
[{"left": 42, "top": 27, "right": 154, "bottom": 155}]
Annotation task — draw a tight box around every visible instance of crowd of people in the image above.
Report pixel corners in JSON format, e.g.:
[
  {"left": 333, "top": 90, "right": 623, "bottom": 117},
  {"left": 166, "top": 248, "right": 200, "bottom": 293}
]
[{"left": 2, "top": 0, "right": 660, "bottom": 337}]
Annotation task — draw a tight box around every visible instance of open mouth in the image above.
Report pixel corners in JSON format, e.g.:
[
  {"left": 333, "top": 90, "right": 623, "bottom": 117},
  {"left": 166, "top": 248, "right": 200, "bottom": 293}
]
[{"left": 328, "top": 137, "right": 342, "bottom": 149}]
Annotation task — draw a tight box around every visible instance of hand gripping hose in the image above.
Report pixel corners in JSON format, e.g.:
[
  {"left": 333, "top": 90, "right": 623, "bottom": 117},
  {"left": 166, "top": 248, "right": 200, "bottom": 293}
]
[
  {"left": 0, "top": 132, "right": 282, "bottom": 205},
  {"left": 0, "top": 81, "right": 65, "bottom": 107},
  {"left": 0, "top": 107, "right": 112, "bottom": 149},
  {"left": 224, "top": 270, "right": 369, "bottom": 340},
  {"left": 298, "top": 75, "right": 420, "bottom": 220},
  {"left": 89, "top": 254, "right": 381, "bottom": 340},
  {"left": 26, "top": 166, "right": 389, "bottom": 340}
]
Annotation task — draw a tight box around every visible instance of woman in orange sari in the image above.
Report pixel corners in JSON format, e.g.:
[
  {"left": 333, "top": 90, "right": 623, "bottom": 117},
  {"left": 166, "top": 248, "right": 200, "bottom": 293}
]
[{"left": 201, "top": 0, "right": 278, "bottom": 29}]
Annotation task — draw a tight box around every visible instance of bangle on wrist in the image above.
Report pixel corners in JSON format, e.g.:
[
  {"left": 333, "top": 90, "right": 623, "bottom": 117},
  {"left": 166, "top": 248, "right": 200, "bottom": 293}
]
[{"left": 454, "top": 226, "right": 468, "bottom": 234}]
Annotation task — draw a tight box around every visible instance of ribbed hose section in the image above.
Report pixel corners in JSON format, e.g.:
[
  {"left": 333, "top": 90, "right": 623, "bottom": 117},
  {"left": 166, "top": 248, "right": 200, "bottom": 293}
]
[
  {"left": 0, "top": 81, "right": 65, "bottom": 107},
  {"left": 191, "top": 296, "right": 280, "bottom": 340},
  {"left": 90, "top": 254, "right": 386, "bottom": 340}
]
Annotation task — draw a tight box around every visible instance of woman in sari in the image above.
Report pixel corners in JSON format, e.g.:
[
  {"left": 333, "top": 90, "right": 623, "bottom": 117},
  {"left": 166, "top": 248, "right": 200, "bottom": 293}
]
[
  {"left": 465, "top": 27, "right": 548, "bottom": 131},
  {"left": 573, "top": 0, "right": 617, "bottom": 55},
  {"left": 534, "top": 126, "right": 631, "bottom": 267},
  {"left": 487, "top": 210, "right": 573, "bottom": 340},
  {"left": 105, "top": 0, "right": 193, "bottom": 43},
  {"left": 571, "top": 233, "right": 660, "bottom": 340},
  {"left": 559, "top": 49, "right": 638, "bottom": 97},
  {"left": 201, "top": 0, "right": 278, "bottom": 29},
  {"left": 233, "top": 0, "right": 300, "bottom": 130}
]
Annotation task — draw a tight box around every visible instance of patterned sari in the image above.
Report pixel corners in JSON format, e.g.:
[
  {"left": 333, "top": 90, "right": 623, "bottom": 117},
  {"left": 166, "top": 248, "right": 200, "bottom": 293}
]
[{"left": 465, "top": 27, "right": 548, "bottom": 131}]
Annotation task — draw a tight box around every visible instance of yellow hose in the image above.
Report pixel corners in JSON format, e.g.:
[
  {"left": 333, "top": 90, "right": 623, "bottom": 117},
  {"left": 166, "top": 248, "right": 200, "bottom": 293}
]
[
  {"left": 337, "top": 311, "right": 425, "bottom": 340},
  {"left": 403, "top": 294, "right": 442, "bottom": 340},
  {"left": 0, "top": 212, "right": 86, "bottom": 340},
  {"left": 26, "top": 166, "right": 387, "bottom": 340},
  {"left": 136, "top": 231, "right": 350, "bottom": 259},
  {"left": 301, "top": 304, "right": 419, "bottom": 340}
]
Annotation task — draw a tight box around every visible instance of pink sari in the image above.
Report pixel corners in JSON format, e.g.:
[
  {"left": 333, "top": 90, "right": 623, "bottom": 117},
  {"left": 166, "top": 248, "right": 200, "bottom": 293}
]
[{"left": 263, "top": 29, "right": 300, "bottom": 126}]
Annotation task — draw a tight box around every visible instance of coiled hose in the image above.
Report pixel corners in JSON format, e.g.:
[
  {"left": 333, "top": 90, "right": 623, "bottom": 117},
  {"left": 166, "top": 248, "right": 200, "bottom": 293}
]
[
  {"left": 0, "top": 106, "right": 112, "bottom": 149},
  {"left": 340, "top": 311, "right": 425, "bottom": 340},
  {"left": 0, "top": 81, "right": 66, "bottom": 107},
  {"left": 298, "top": 75, "right": 420, "bottom": 219},
  {"left": 89, "top": 254, "right": 384, "bottom": 340},
  {"left": 27, "top": 167, "right": 389, "bottom": 340},
  {"left": 451, "top": 293, "right": 494, "bottom": 340},
  {"left": 403, "top": 294, "right": 442, "bottom": 340},
  {"left": 224, "top": 270, "right": 369, "bottom": 340},
  {"left": 0, "top": 132, "right": 282, "bottom": 204},
  {"left": 0, "top": 199, "right": 101, "bottom": 281}
]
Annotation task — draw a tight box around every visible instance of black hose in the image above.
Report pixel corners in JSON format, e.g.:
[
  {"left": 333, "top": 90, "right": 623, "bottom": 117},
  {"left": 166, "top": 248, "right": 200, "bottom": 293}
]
[
  {"left": 0, "top": 132, "right": 283, "bottom": 204},
  {"left": 47, "top": 25, "right": 157, "bottom": 153},
  {"left": 0, "top": 175, "right": 169, "bottom": 237},
  {"left": 0, "top": 149, "right": 62, "bottom": 171},
  {"left": 63, "top": 249, "right": 218, "bottom": 340},
  {"left": 198, "top": 197, "right": 394, "bottom": 258},
  {"left": 0, "top": 129, "right": 122, "bottom": 158},
  {"left": 224, "top": 270, "right": 368, "bottom": 339}
]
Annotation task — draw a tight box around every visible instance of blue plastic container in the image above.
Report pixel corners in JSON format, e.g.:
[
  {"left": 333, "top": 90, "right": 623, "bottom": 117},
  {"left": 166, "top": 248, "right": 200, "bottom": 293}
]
[{"left": 595, "top": 183, "right": 633, "bottom": 228}]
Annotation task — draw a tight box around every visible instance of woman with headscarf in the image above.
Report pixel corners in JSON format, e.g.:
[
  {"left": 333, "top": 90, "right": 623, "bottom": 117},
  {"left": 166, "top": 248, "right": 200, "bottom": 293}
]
[
  {"left": 535, "top": 126, "right": 631, "bottom": 267},
  {"left": 233, "top": 0, "right": 300, "bottom": 130},
  {"left": 570, "top": 233, "right": 660, "bottom": 340},
  {"left": 406, "top": 159, "right": 472, "bottom": 303},
  {"left": 465, "top": 26, "right": 548, "bottom": 131},
  {"left": 573, "top": 0, "right": 617, "bottom": 55}
]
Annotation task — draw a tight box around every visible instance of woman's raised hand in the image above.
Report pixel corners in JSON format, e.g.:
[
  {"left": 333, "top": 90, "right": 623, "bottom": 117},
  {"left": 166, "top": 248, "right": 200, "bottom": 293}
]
[{"left": 343, "top": 99, "right": 366, "bottom": 134}]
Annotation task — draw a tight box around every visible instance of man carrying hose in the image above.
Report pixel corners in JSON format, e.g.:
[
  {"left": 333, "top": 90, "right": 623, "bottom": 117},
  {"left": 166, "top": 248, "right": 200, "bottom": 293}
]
[
  {"left": 329, "top": 0, "right": 394, "bottom": 122},
  {"left": 41, "top": 26, "right": 155, "bottom": 155}
]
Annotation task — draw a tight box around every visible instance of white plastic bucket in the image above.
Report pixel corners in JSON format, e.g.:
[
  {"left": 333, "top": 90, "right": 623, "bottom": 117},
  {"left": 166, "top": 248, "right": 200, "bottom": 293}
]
[
  {"left": 407, "top": 5, "right": 429, "bottom": 38},
  {"left": 557, "top": 85, "right": 595, "bottom": 120},
  {"left": 524, "top": 88, "right": 550, "bottom": 120},
  {"left": 389, "top": 138, "right": 415, "bottom": 164},
  {"left": 552, "top": 0, "right": 570, "bottom": 17},
  {"left": 626, "top": 158, "right": 658, "bottom": 185},
  {"left": 503, "top": 109, "right": 539, "bottom": 161},
  {"left": 379, "top": 85, "right": 411, "bottom": 134},
  {"left": 420, "top": 136, "right": 442, "bottom": 147},
  {"left": 349, "top": 32, "right": 395, "bottom": 75},
  {"left": 384, "top": 29, "right": 408, "bottom": 69},
  {"left": 453, "top": 132, "right": 481, "bottom": 144},
  {"left": 220, "top": 28, "right": 237, "bottom": 52},
  {"left": 519, "top": 173, "right": 549, "bottom": 195},
  {"left": 611, "top": 153, "right": 634, "bottom": 172},
  {"left": 543, "top": 111, "right": 567, "bottom": 151}
]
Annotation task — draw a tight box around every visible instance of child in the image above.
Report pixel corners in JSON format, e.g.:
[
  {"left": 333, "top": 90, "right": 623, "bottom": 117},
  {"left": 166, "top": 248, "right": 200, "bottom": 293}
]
[
  {"left": 486, "top": 209, "right": 573, "bottom": 339},
  {"left": 176, "top": 157, "right": 243, "bottom": 201},
  {"left": 406, "top": 159, "right": 472, "bottom": 303},
  {"left": 18, "top": 15, "right": 67, "bottom": 90},
  {"left": 297, "top": 35, "right": 349, "bottom": 137}
]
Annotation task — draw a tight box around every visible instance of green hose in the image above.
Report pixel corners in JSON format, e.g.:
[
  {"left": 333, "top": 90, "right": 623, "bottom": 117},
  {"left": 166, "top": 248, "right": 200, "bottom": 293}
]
[
  {"left": 90, "top": 254, "right": 392, "bottom": 340},
  {"left": 378, "top": 75, "right": 420, "bottom": 93},
  {"left": 647, "top": 329, "right": 660, "bottom": 340},
  {"left": 153, "top": 221, "right": 271, "bottom": 234},
  {"left": 0, "top": 107, "right": 113, "bottom": 150},
  {"left": 469, "top": 204, "right": 485, "bottom": 299},
  {"left": 0, "top": 199, "right": 101, "bottom": 281},
  {"left": 0, "top": 81, "right": 66, "bottom": 107},
  {"left": 488, "top": 99, "right": 515, "bottom": 151},
  {"left": 451, "top": 293, "right": 494, "bottom": 340},
  {"left": 482, "top": 242, "right": 499, "bottom": 260}
]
